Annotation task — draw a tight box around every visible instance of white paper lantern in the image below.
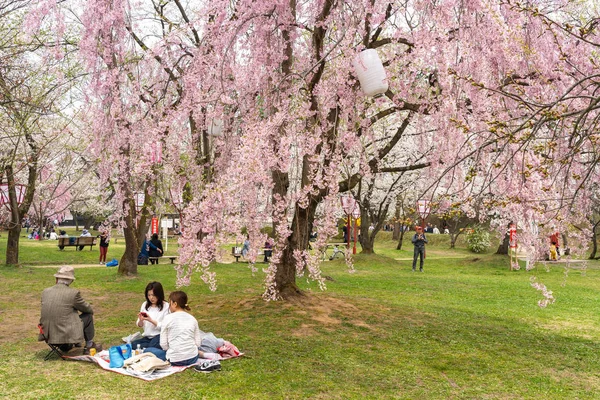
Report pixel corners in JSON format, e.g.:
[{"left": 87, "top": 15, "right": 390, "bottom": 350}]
[
  {"left": 208, "top": 119, "right": 224, "bottom": 136},
  {"left": 353, "top": 49, "right": 388, "bottom": 97}
]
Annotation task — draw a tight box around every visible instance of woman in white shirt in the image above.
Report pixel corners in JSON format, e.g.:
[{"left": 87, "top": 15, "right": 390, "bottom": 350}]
[
  {"left": 144, "top": 291, "right": 228, "bottom": 367},
  {"left": 143, "top": 291, "right": 202, "bottom": 366},
  {"left": 131, "top": 281, "right": 170, "bottom": 350}
]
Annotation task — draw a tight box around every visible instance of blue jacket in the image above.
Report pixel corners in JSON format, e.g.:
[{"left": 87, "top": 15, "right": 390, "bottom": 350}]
[
  {"left": 411, "top": 233, "right": 428, "bottom": 248},
  {"left": 139, "top": 239, "right": 159, "bottom": 257}
]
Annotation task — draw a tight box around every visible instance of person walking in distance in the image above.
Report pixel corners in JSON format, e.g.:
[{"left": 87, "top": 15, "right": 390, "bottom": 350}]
[{"left": 411, "top": 226, "right": 428, "bottom": 272}]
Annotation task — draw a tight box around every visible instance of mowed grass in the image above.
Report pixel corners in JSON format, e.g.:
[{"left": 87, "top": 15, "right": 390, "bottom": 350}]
[
  {"left": 0, "top": 228, "right": 180, "bottom": 266},
  {"left": 1, "top": 231, "right": 600, "bottom": 399}
]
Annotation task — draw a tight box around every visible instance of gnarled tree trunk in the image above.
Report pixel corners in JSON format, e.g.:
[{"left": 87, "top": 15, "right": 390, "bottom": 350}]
[{"left": 273, "top": 191, "right": 317, "bottom": 298}]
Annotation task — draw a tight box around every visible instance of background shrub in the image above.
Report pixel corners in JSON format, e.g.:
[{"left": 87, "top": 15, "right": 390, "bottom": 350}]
[{"left": 466, "top": 225, "right": 491, "bottom": 253}]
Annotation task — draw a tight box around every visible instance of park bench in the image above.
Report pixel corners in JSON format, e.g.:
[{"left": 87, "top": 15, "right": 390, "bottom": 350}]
[
  {"left": 231, "top": 247, "right": 272, "bottom": 263},
  {"left": 57, "top": 237, "right": 98, "bottom": 251},
  {"left": 232, "top": 247, "right": 242, "bottom": 262},
  {"left": 167, "top": 228, "right": 182, "bottom": 239},
  {"left": 148, "top": 256, "right": 179, "bottom": 264}
]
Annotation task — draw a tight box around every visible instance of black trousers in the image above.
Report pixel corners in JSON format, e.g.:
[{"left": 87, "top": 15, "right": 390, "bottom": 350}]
[
  {"left": 80, "top": 312, "right": 95, "bottom": 343},
  {"left": 412, "top": 246, "right": 425, "bottom": 270}
]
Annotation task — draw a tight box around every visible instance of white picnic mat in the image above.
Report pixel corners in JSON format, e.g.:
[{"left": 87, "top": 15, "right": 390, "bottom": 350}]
[{"left": 64, "top": 350, "right": 242, "bottom": 381}]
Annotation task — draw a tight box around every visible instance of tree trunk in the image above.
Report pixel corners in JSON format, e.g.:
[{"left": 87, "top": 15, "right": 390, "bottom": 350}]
[
  {"left": 359, "top": 212, "right": 375, "bottom": 254},
  {"left": 5, "top": 225, "right": 21, "bottom": 265},
  {"left": 561, "top": 233, "right": 570, "bottom": 255},
  {"left": 496, "top": 222, "right": 513, "bottom": 255},
  {"left": 496, "top": 232, "right": 509, "bottom": 254},
  {"left": 396, "top": 228, "right": 405, "bottom": 250},
  {"left": 83, "top": 216, "right": 95, "bottom": 230},
  {"left": 361, "top": 229, "right": 375, "bottom": 254},
  {"left": 450, "top": 233, "right": 459, "bottom": 249},
  {"left": 117, "top": 191, "right": 151, "bottom": 276},
  {"left": 275, "top": 202, "right": 316, "bottom": 298},
  {"left": 36, "top": 214, "right": 45, "bottom": 241},
  {"left": 270, "top": 153, "right": 331, "bottom": 298},
  {"left": 73, "top": 211, "right": 80, "bottom": 232},
  {"left": 4, "top": 164, "right": 34, "bottom": 265},
  {"left": 118, "top": 221, "right": 139, "bottom": 276},
  {"left": 269, "top": 168, "right": 302, "bottom": 299},
  {"left": 589, "top": 222, "right": 599, "bottom": 259},
  {"left": 392, "top": 222, "right": 400, "bottom": 241}
]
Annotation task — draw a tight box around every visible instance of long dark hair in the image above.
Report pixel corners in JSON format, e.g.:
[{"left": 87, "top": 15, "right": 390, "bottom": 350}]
[
  {"left": 144, "top": 281, "right": 165, "bottom": 311},
  {"left": 169, "top": 291, "right": 190, "bottom": 311}
]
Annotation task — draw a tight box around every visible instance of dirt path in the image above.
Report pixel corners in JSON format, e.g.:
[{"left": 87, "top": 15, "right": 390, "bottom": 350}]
[{"left": 31, "top": 264, "right": 110, "bottom": 269}]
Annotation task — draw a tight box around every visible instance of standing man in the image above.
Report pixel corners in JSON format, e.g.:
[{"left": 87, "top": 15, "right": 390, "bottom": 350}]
[
  {"left": 411, "top": 226, "right": 428, "bottom": 272},
  {"left": 39, "top": 266, "right": 101, "bottom": 355}
]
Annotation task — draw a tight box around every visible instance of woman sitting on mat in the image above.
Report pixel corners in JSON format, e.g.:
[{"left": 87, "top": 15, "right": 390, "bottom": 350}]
[
  {"left": 131, "top": 281, "right": 170, "bottom": 350},
  {"left": 144, "top": 291, "right": 238, "bottom": 366}
]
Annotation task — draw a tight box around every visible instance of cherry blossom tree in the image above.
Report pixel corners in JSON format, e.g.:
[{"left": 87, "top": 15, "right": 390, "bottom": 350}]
[
  {"left": 26, "top": 0, "right": 600, "bottom": 301},
  {"left": 1, "top": 0, "right": 83, "bottom": 264},
  {"left": 121, "top": 0, "right": 600, "bottom": 297}
]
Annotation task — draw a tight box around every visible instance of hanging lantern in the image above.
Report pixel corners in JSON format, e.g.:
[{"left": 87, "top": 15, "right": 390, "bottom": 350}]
[
  {"left": 149, "top": 142, "right": 162, "bottom": 164},
  {"left": 208, "top": 119, "right": 224, "bottom": 136},
  {"left": 340, "top": 194, "right": 357, "bottom": 215},
  {"left": 352, "top": 49, "right": 388, "bottom": 97},
  {"left": 134, "top": 193, "right": 145, "bottom": 212}
]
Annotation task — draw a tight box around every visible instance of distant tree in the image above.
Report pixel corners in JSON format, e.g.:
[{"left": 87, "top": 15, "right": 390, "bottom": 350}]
[{"left": 0, "top": 1, "right": 82, "bottom": 264}]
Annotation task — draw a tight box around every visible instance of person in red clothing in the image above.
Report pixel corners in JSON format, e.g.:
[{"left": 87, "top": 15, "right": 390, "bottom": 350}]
[
  {"left": 508, "top": 223, "right": 518, "bottom": 270},
  {"left": 98, "top": 230, "right": 110, "bottom": 265},
  {"left": 549, "top": 228, "right": 560, "bottom": 260}
]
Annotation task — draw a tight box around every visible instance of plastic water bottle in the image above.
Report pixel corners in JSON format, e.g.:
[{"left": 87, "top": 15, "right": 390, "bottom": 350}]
[{"left": 136, "top": 344, "right": 142, "bottom": 356}]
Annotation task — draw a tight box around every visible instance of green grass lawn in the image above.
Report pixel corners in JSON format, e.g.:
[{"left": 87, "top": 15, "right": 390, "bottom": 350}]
[
  {"left": 1, "top": 231, "right": 599, "bottom": 399},
  {"left": 0, "top": 228, "right": 180, "bottom": 266}
]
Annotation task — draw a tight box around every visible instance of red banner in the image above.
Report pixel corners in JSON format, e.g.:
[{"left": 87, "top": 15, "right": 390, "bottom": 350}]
[{"left": 151, "top": 217, "right": 159, "bottom": 234}]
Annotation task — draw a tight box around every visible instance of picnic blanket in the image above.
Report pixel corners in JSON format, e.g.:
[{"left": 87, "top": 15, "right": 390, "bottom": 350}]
[{"left": 65, "top": 349, "right": 243, "bottom": 381}]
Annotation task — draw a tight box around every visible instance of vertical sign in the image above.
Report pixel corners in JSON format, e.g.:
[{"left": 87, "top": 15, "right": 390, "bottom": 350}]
[{"left": 151, "top": 217, "right": 159, "bottom": 234}]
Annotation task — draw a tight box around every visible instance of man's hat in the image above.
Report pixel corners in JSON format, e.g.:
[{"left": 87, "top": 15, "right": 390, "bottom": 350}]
[{"left": 54, "top": 265, "right": 76, "bottom": 281}]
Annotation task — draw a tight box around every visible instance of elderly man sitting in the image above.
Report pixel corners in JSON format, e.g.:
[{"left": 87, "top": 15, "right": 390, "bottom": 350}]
[{"left": 39, "top": 266, "right": 101, "bottom": 355}]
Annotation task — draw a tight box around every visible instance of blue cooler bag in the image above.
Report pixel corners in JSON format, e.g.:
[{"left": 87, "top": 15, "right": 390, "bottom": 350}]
[{"left": 109, "top": 343, "right": 132, "bottom": 368}]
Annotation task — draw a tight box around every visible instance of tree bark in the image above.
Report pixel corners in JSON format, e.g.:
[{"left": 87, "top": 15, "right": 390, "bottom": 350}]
[
  {"left": 361, "top": 227, "right": 376, "bottom": 254},
  {"left": 5, "top": 225, "right": 21, "bottom": 265},
  {"left": 274, "top": 198, "right": 316, "bottom": 299},
  {"left": 118, "top": 221, "right": 139, "bottom": 276},
  {"left": 450, "top": 233, "right": 459, "bottom": 249},
  {"left": 496, "top": 232, "right": 509, "bottom": 255},
  {"left": 561, "top": 233, "right": 570, "bottom": 255},
  {"left": 396, "top": 228, "right": 405, "bottom": 250},
  {"left": 359, "top": 208, "right": 375, "bottom": 254},
  {"left": 118, "top": 196, "right": 152, "bottom": 276},
  {"left": 392, "top": 222, "right": 400, "bottom": 241},
  {"left": 496, "top": 222, "right": 513, "bottom": 255},
  {"left": 73, "top": 211, "right": 80, "bottom": 232},
  {"left": 589, "top": 221, "right": 599, "bottom": 259}
]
